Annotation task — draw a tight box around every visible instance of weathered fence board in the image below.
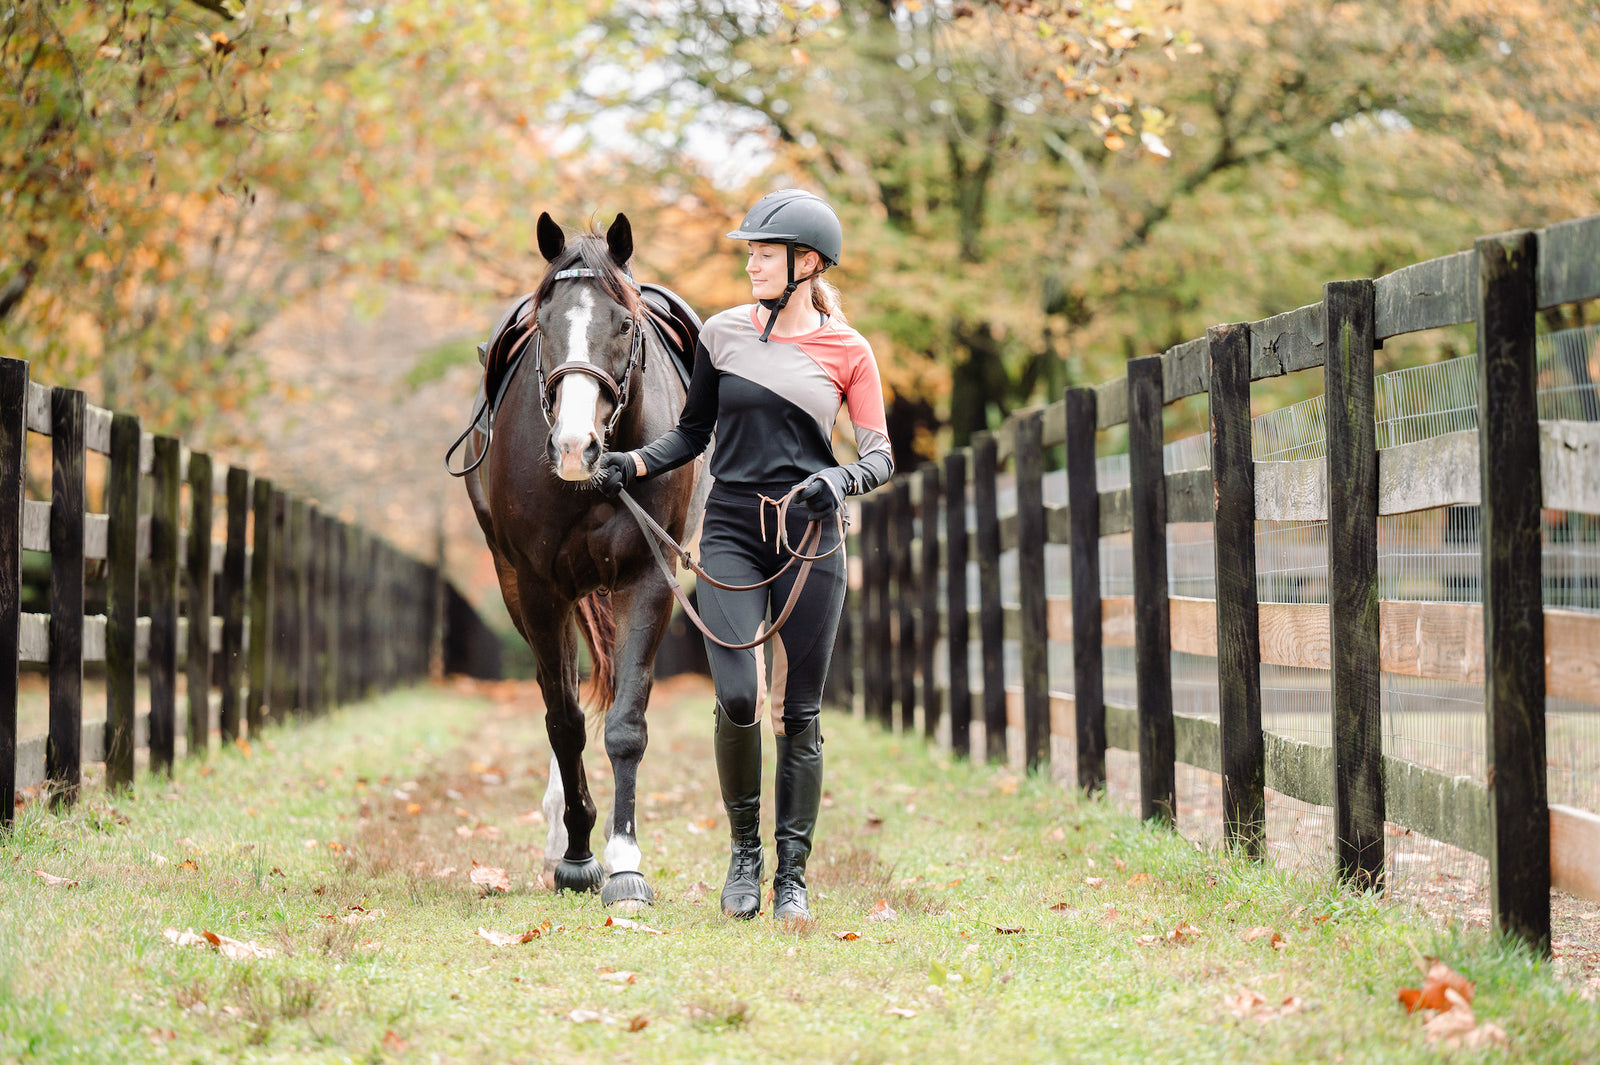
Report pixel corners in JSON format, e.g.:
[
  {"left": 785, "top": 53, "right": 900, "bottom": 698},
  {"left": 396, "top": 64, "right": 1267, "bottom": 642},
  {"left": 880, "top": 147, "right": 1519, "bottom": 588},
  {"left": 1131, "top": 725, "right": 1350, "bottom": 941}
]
[
  {"left": 0, "top": 360, "right": 25, "bottom": 827},
  {"left": 1128, "top": 355, "right": 1174, "bottom": 825}
]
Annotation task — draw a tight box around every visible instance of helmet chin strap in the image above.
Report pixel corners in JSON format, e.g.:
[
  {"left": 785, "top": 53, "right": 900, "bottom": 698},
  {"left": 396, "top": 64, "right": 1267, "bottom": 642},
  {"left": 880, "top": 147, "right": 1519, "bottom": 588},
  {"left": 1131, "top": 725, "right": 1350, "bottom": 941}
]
[{"left": 758, "top": 244, "right": 824, "bottom": 343}]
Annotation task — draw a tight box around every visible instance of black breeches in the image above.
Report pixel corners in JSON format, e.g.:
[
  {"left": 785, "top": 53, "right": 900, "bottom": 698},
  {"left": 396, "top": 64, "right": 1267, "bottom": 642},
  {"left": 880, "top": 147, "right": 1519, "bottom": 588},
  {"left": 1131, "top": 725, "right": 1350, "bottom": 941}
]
[{"left": 696, "top": 487, "right": 846, "bottom": 736}]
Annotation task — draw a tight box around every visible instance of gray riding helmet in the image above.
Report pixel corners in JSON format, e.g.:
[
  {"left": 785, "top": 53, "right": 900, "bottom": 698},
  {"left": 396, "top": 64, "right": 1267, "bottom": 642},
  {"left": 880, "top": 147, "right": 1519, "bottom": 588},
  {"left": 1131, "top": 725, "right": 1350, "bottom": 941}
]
[{"left": 726, "top": 189, "right": 842, "bottom": 267}]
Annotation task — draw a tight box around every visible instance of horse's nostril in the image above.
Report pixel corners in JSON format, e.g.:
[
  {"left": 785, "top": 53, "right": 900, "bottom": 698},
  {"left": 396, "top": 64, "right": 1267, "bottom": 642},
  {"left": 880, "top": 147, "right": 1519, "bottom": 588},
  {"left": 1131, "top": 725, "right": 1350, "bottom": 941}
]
[
  {"left": 582, "top": 439, "right": 601, "bottom": 466},
  {"left": 546, "top": 439, "right": 561, "bottom": 464}
]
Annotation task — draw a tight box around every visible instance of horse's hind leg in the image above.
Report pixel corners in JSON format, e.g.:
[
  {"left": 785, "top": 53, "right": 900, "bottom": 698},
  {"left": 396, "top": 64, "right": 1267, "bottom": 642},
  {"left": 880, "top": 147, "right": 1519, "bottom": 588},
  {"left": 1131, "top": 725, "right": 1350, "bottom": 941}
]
[
  {"left": 527, "top": 605, "right": 603, "bottom": 893},
  {"left": 598, "top": 574, "right": 675, "bottom": 910}
]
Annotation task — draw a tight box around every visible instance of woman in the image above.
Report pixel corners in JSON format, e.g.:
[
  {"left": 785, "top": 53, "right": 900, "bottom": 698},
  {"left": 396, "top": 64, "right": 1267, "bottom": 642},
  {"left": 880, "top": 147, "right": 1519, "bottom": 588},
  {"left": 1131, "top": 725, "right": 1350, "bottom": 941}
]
[{"left": 596, "top": 189, "right": 894, "bottom": 923}]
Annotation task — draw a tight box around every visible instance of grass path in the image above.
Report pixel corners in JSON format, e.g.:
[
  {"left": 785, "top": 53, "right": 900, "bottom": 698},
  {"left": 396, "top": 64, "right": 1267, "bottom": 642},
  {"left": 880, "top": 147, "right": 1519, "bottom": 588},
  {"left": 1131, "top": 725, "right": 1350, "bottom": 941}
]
[{"left": 2, "top": 676, "right": 1595, "bottom": 1064}]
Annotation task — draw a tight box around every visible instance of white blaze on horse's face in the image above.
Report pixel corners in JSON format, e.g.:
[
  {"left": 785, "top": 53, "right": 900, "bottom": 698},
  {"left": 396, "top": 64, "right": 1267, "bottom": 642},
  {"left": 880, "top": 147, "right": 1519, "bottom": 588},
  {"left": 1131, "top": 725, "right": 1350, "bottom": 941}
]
[{"left": 551, "top": 288, "right": 604, "bottom": 481}]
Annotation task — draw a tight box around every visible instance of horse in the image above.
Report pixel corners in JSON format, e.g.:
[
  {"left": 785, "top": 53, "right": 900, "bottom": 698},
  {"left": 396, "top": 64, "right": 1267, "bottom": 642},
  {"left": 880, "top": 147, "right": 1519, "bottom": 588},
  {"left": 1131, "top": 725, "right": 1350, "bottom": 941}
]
[{"left": 462, "top": 212, "right": 707, "bottom": 909}]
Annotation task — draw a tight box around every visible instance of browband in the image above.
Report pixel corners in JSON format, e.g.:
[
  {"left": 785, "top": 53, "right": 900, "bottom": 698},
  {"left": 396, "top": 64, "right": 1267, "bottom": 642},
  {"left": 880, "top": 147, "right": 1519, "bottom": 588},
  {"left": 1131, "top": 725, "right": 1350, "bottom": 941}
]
[{"left": 551, "top": 267, "right": 639, "bottom": 289}]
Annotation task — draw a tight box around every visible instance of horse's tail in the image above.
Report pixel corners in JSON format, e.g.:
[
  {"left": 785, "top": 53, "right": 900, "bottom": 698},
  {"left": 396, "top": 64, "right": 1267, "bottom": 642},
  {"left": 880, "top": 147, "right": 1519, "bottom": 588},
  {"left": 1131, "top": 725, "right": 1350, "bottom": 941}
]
[{"left": 575, "top": 593, "right": 616, "bottom": 728}]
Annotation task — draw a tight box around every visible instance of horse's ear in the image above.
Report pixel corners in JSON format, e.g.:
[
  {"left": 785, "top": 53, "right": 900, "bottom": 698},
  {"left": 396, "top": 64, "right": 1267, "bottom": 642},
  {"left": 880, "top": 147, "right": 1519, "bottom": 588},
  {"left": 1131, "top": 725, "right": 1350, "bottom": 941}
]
[
  {"left": 606, "top": 213, "right": 634, "bottom": 267},
  {"left": 537, "top": 212, "right": 565, "bottom": 263}
]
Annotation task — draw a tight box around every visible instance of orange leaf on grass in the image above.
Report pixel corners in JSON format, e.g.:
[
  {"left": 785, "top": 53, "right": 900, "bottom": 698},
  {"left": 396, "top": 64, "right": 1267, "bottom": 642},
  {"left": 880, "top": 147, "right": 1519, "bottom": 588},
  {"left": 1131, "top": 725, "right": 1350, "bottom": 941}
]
[
  {"left": 1083, "top": 876, "right": 1106, "bottom": 889},
  {"left": 1166, "top": 921, "right": 1202, "bottom": 944},
  {"left": 868, "top": 899, "right": 898, "bottom": 922},
  {"left": 31, "top": 869, "right": 79, "bottom": 888},
  {"left": 475, "top": 927, "right": 539, "bottom": 946},
  {"left": 834, "top": 930, "right": 862, "bottom": 941},
  {"left": 604, "top": 916, "right": 665, "bottom": 934},
  {"left": 1398, "top": 960, "right": 1475, "bottom": 1013}
]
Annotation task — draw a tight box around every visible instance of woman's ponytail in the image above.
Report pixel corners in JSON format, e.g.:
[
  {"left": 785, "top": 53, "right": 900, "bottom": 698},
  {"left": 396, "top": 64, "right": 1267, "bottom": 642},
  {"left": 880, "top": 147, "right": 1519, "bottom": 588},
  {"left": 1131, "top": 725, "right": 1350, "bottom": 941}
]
[{"left": 809, "top": 273, "right": 848, "bottom": 325}]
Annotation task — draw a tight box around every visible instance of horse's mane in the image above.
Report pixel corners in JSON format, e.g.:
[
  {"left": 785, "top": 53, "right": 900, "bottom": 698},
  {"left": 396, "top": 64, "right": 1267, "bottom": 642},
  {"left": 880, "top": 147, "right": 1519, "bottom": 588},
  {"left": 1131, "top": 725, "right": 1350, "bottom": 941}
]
[{"left": 532, "top": 230, "right": 642, "bottom": 317}]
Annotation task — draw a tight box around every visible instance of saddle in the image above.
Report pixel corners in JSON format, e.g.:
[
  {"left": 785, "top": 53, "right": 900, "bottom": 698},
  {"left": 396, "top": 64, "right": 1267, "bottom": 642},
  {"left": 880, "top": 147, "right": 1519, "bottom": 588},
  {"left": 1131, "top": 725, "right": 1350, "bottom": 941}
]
[{"left": 447, "top": 281, "right": 701, "bottom": 476}]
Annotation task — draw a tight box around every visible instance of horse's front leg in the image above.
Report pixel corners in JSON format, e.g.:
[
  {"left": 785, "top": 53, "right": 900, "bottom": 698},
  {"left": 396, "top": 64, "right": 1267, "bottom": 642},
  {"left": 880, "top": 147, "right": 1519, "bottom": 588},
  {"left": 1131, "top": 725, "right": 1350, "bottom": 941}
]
[
  {"left": 598, "top": 570, "right": 676, "bottom": 910},
  {"left": 526, "top": 604, "right": 603, "bottom": 894}
]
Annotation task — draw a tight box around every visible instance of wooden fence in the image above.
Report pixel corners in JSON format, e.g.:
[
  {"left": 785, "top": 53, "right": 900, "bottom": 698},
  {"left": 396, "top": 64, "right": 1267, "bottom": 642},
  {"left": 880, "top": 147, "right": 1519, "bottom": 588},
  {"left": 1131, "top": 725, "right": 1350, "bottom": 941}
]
[
  {"left": 0, "top": 357, "right": 501, "bottom": 827},
  {"left": 842, "top": 218, "right": 1600, "bottom": 953}
]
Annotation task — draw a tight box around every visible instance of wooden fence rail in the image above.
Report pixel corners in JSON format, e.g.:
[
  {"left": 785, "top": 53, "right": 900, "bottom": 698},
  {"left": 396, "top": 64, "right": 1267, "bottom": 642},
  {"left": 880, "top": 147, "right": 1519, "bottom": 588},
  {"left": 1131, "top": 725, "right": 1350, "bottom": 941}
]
[
  {"left": 843, "top": 216, "right": 1600, "bottom": 954},
  {"left": 1, "top": 358, "right": 503, "bottom": 826}
]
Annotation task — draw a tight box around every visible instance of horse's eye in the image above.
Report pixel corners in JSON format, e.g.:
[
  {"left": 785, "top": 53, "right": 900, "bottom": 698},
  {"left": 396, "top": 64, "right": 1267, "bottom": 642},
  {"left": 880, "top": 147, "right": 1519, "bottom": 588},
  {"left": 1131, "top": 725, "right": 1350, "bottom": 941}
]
[{"left": 619, "top": 319, "right": 632, "bottom": 334}]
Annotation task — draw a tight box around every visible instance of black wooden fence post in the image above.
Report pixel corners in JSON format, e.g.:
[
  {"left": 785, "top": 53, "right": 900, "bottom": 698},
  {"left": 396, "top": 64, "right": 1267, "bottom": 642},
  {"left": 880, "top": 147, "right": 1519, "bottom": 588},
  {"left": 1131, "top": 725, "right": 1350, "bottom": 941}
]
[
  {"left": 246, "top": 477, "right": 275, "bottom": 735},
  {"left": 47, "top": 388, "right": 86, "bottom": 805},
  {"left": 972, "top": 431, "right": 1006, "bottom": 764},
  {"left": 895, "top": 479, "right": 917, "bottom": 732},
  {"left": 943, "top": 450, "right": 971, "bottom": 759},
  {"left": 1064, "top": 386, "right": 1104, "bottom": 793},
  {"left": 1, "top": 359, "right": 26, "bottom": 826},
  {"left": 862, "top": 497, "right": 888, "bottom": 727},
  {"left": 1476, "top": 229, "right": 1549, "bottom": 952},
  {"left": 1208, "top": 324, "right": 1265, "bottom": 856},
  {"left": 1323, "top": 280, "right": 1384, "bottom": 888},
  {"left": 1127, "top": 356, "right": 1175, "bottom": 826},
  {"left": 105, "top": 412, "right": 140, "bottom": 789},
  {"left": 270, "top": 489, "right": 294, "bottom": 723},
  {"left": 185, "top": 450, "right": 213, "bottom": 758},
  {"left": 148, "top": 436, "right": 182, "bottom": 775},
  {"left": 919, "top": 463, "right": 942, "bottom": 742},
  {"left": 218, "top": 467, "right": 249, "bottom": 744},
  {"left": 1015, "top": 411, "right": 1050, "bottom": 773}
]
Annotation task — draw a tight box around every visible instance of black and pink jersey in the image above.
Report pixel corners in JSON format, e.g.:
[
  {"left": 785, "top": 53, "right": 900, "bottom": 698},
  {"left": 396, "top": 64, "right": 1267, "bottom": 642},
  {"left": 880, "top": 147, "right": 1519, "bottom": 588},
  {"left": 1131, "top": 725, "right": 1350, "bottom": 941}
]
[{"left": 636, "top": 304, "right": 895, "bottom": 496}]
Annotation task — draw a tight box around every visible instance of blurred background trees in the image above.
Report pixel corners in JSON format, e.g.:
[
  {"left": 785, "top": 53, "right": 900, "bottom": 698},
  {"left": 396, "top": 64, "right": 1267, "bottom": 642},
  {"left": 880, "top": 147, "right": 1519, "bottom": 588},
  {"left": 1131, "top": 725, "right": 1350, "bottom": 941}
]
[{"left": 4, "top": 0, "right": 1597, "bottom": 608}]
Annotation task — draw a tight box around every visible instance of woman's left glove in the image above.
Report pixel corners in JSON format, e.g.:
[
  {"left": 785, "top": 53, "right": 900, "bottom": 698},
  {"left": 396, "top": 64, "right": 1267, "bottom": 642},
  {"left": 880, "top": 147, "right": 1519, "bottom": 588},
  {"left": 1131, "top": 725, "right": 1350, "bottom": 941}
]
[{"left": 793, "top": 468, "right": 848, "bottom": 519}]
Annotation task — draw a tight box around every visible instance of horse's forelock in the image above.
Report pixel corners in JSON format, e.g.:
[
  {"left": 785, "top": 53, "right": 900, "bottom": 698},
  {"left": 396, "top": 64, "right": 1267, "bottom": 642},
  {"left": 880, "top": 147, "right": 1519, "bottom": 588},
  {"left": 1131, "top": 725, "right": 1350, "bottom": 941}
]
[{"left": 533, "top": 231, "right": 640, "bottom": 319}]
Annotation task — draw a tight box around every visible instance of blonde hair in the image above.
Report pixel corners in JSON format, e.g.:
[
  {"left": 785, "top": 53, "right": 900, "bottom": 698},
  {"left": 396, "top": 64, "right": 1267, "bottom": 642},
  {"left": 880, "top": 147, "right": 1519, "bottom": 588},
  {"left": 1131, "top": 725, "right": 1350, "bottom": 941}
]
[{"left": 809, "top": 270, "right": 848, "bottom": 325}]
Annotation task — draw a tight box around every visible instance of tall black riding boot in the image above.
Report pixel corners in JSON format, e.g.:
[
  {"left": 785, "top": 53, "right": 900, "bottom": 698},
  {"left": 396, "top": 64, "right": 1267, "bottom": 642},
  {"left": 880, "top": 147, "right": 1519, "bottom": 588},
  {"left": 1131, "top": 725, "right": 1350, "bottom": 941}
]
[
  {"left": 772, "top": 717, "right": 823, "bottom": 924},
  {"left": 715, "top": 706, "right": 764, "bottom": 919}
]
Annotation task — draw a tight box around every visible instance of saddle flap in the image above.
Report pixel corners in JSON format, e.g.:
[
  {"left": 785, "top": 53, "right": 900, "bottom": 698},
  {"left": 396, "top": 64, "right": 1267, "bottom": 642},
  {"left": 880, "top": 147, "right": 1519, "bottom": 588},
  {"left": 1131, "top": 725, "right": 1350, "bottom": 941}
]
[{"left": 640, "top": 282, "right": 702, "bottom": 391}]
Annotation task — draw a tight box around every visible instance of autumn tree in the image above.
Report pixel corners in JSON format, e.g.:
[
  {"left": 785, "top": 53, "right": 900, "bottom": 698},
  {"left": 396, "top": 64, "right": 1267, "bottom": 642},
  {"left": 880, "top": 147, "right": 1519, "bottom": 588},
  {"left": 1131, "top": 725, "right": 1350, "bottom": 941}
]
[{"left": 574, "top": 0, "right": 1600, "bottom": 452}]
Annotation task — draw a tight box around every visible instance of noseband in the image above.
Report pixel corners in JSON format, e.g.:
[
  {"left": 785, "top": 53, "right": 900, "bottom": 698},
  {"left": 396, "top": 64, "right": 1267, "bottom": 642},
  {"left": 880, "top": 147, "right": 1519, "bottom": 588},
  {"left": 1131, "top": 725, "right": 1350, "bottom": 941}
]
[{"left": 533, "top": 267, "right": 646, "bottom": 439}]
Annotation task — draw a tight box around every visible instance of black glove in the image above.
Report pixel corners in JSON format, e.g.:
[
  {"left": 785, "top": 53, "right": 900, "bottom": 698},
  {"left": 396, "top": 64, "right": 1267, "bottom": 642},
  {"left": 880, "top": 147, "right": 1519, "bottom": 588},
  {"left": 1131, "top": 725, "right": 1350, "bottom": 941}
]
[
  {"left": 794, "top": 471, "right": 845, "bottom": 519},
  {"left": 595, "top": 451, "right": 639, "bottom": 497}
]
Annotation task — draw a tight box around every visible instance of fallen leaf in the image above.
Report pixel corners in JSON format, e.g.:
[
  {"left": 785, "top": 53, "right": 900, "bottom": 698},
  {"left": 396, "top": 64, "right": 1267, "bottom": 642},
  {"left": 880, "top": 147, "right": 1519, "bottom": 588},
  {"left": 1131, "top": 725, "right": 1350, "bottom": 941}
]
[
  {"left": 1242, "top": 926, "right": 1286, "bottom": 951},
  {"left": 1135, "top": 934, "right": 1161, "bottom": 946},
  {"left": 1047, "top": 901, "right": 1074, "bottom": 914},
  {"left": 1100, "top": 906, "right": 1120, "bottom": 923},
  {"left": 1166, "top": 921, "right": 1202, "bottom": 944},
  {"left": 834, "top": 930, "right": 862, "bottom": 941},
  {"left": 1127, "top": 872, "right": 1151, "bottom": 886},
  {"left": 177, "top": 859, "right": 199, "bottom": 871},
  {"left": 1225, "top": 988, "right": 1306, "bottom": 1023},
  {"left": 405, "top": 802, "right": 421, "bottom": 815},
  {"left": 1422, "top": 988, "right": 1507, "bottom": 1049},
  {"left": 1083, "top": 876, "right": 1105, "bottom": 889},
  {"left": 604, "top": 916, "right": 665, "bottom": 935},
  {"left": 31, "top": 869, "right": 79, "bottom": 888},
  {"left": 1112, "top": 857, "right": 1127, "bottom": 871},
  {"left": 867, "top": 900, "right": 898, "bottom": 922},
  {"left": 164, "top": 928, "right": 277, "bottom": 960},
  {"left": 1047, "top": 826, "right": 1066, "bottom": 841},
  {"left": 628, "top": 1015, "right": 649, "bottom": 1032},
  {"left": 995, "top": 925, "right": 1025, "bottom": 935},
  {"left": 381, "top": 1030, "right": 410, "bottom": 1053},
  {"left": 470, "top": 861, "right": 511, "bottom": 894},
  {"left": 1398, "top": 960, "right": 1475, "bottom": 1013},
  {"left": 567, "top": 1009, "right": 604, "bottom": 1023},
  {"left": 885, "top": 1006, "right": 916, "bottom": 1019},
  {"left": 598, "top": 970, "right": 637, "bottom": 984}
]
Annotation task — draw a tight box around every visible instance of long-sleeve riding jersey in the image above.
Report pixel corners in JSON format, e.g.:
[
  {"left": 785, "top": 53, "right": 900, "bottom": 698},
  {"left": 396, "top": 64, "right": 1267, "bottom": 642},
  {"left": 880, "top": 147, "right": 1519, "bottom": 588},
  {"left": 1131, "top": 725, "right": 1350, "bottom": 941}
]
[{"left": 634, "top": 304, "right": 895, "bottom": 496}]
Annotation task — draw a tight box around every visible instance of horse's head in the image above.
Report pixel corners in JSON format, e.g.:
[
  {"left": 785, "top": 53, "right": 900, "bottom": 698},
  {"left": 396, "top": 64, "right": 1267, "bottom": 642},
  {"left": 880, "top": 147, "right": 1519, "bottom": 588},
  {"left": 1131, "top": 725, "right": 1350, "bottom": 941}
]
[{"left": 532, "top": 212, "right": 645, "bottom": 482}]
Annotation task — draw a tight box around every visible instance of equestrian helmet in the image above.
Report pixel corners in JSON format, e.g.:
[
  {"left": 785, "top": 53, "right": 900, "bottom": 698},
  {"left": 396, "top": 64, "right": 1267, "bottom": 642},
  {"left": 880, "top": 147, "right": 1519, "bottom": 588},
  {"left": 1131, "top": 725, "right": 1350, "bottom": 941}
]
[{"left": 726, "top": 189, "right": 842, "bottom": 267}]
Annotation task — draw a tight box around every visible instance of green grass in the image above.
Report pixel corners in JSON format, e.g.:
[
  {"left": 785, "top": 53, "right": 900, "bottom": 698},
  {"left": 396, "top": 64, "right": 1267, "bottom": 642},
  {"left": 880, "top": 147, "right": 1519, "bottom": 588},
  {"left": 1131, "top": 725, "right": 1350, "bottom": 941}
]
[{"left": 1, "top": 677, "right": 1594, "bottom": 1064}]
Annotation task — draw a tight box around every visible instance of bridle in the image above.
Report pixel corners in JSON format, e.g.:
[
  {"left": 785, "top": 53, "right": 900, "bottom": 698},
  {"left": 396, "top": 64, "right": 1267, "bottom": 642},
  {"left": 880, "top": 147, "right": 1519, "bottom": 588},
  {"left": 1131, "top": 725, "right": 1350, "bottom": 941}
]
[{"left": 532, "top": 267, "right": 647, "bottom": 440}]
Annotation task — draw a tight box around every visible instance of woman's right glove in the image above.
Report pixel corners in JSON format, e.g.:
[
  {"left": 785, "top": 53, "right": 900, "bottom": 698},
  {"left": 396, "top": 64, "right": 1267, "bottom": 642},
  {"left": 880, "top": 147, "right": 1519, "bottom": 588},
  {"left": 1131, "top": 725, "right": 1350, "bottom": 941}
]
[{"left": 595, "top": 451, "right": 639, "bottom": 497}]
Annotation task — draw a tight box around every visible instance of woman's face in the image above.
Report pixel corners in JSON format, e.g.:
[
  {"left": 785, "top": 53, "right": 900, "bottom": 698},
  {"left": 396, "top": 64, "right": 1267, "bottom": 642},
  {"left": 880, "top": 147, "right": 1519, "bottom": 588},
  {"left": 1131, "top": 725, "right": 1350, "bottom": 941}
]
[{"left": 746, "top": 242, "right": 819, "bottom": 300}]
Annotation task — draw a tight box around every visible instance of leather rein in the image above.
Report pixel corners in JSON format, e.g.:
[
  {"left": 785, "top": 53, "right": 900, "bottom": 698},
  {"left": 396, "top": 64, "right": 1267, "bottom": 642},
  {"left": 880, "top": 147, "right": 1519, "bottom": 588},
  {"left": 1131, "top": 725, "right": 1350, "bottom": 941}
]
[{"left": 617, "top": 484, "right": 846, "bottom": 652}]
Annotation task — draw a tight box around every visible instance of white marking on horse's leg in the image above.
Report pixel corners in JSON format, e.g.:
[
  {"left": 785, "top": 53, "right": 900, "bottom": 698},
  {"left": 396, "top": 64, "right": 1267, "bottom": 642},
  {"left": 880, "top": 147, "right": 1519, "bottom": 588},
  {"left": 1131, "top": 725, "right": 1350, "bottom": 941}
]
[
  {"left": 603, "top": 820, "right": 642, "bottom": 876},
  {"left": 543, "top": 753, "right": 568, "bottom": 865},
  {"left": 553, "top": 289, "right": 602, "bottom": 481}
]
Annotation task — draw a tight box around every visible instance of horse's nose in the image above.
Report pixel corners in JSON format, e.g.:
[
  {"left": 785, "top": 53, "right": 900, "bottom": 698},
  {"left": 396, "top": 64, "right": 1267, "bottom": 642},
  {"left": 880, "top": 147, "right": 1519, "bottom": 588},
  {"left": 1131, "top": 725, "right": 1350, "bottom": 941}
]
[{"left": 553, "top": 429, "right": 599, "bottom": 482}]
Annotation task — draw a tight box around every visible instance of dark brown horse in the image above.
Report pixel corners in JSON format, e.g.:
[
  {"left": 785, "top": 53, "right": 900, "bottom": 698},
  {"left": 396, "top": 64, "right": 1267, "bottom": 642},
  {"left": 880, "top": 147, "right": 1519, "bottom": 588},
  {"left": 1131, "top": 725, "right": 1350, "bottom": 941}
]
[{"left": 464, "top": 212, "right": 706, "bottom": 908}]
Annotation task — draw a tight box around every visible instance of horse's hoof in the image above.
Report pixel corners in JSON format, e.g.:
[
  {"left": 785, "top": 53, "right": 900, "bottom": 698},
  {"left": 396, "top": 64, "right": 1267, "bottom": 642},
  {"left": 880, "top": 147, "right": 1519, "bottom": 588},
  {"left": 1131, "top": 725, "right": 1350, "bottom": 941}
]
[
  {"left": 601, "top": 871, "right": 655, "bottom": 911},
  {"left": 553, "top": 856, "right": 605, "bottom": 894}
]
